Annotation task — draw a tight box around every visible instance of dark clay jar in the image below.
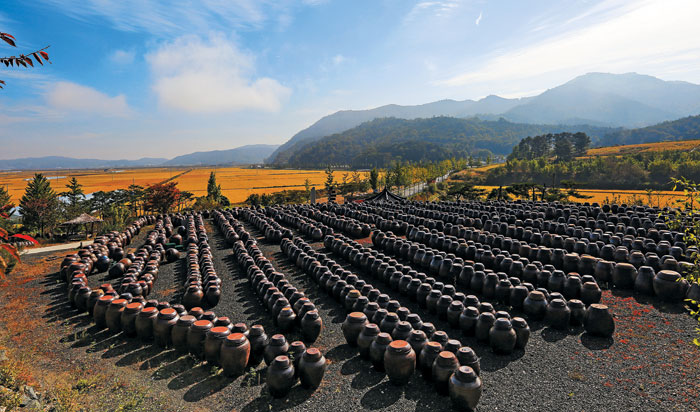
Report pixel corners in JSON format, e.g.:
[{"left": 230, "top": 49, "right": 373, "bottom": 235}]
[
  {"left": 391, "top": 321, "right": 413, "bottom": 341},
  {"left": 171, "top": 315, "right": 196, "bottom": 353},
  {"left": 87, "top": 289, "right": 105, "bottom": 316},
  {"left": 384, "top": 340, "right": 416, "bottom": 386},
  {"left": 489, "top": 318, "right": 516, "bottom": 354},
  {"left": 545, "top": 299, "right": 571, "bottom": 329},
  {"left": 482, "top": 273, "right": 499, "bottom": 299},
  {"left": 288, "top": 341, "right": 307, "bottom": 378},
  {"left": 433, "top": 351, "right": 460, "bottom": 395},
  {"left": 583, "top": 304, "right": 615, "bottom": 338},
  {"left": 653, "top": 270, "right": 687, "bottom": 301},
  {"left": 94, "top": 295, "right": 116, "bottom": 329},
  {"left": 105, "top": 298, "right": 128, "bottom": 333},
  {"left": 446, "top": 301, "right": 464, "bottom": 328},
  {"left": 511, "top": 317, "right": 530, "bottom": 349},
  {"left": 580, "top": 282, "right": 602, "bottom": 305},
  {"left": 431, "top": 330, "right": 449, "bottom": 348},
  {"left": 425, "top": 290, "right": 442, "bottom": 314},
  {"left": 372, "top": 309, "right": 388, "bottom": 326},
  {"left": 459, "top": 306, "right": 480, "bottom": 336},
  {"left": 369, "top": 332, "right": 393, "bottom": 372},
  {"left": 299, "top": 348, "right": 326, "bottom": 390},
  {"left": 276, "top": 307, "right": 296, "bottom": 333},
  {"left": 612, "top": 263, "right": 637, "bottom": 289},
  {"left": 594, "top": 260, "right": 615, "bottom": 285},
  {"left": 448, "top": 366, "right": 483, "bottom": 412},
  {"left": 509, "top": 286, "right": 529, "bottom": 311},
  {"left": 358, "top": 323, "right": 380, "bottom": 359},
  {"left": 204, "top": 326, "right": 231, "bottom": 365},
  {"left": 248, "top": 325, "right": 268, "bottom": 367},
  {"left": 474, "top": 312, "right": 496, "bottom": 342},
  {"left": 523, "top": 291, "right": 547, "bottom": 320},
  {"left": 342, "top": 312, "right": 368, "bottom": 346},
  {"left": 264, "top": 334, "right": 290, "bottom": 366},
  {"left": 135, "top": 306, "right": 158, "bottom": 341},
  {"left": 418, "top": 341, "right": 443, "bottom": 379},
  {"left": 416, "top": 284, "right": 433, "bottom": 308},
  {"left": 220, "top": 333, "right": 250, "bottom": 377},
  {"left": 436, "top": 295, "right": 454, "bottom": 320},
  {"left": 634, "top": 266, "right": 656, "bottom": 295},
  {"left": 456, "top": 347, "right": 480, "bottom": 375},
  {"left": 407, "top": 330, "right": 428, "bottom": 357},
  {"left": 154, "top": 308, "right": 180, "bottom": 348},
  {"left": 187, "top": 320, "right": 213, "bottom": 358},
  {"left": 563, "top": 275, "right": 582, "bottom": 300},
  {"left": 267, "top": 355, "right": 295, "bottom": 398},
  {"left": 301, "top": 310, "right": 323, "bottom": 343},
  {"left": 363, "top": 302, "right": 380, "bottom": 323},
  {"left": 568, "top": 299, "right": 586, "bottom": 326},
  {"left": 120, "top": 302, "right": 143, "bottom": 337},
  {"left": 380, "top": 312, "right": 400, "bottom": 335}
]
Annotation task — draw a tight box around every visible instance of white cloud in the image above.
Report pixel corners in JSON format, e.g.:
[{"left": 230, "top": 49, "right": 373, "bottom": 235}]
[
  {"left": 108, "top": 49, "right": 135, "bottom": 65},
  {"left": 439, "top": 0, "right": 700, "bottom": 89},
  {"left": 475, "top": 11, "right": 482, "bottom": 26},
  {"left": 405, "top": 1, "right": 461, "bottom": 22},
  {"left": 45, "top": 82, "right": 132, "bottom": 117},
  {"left": 332, "top": 54, "right": 346, "bottom": 66},
  {"left": 146, "top": 34, "right": 290, "bottom": 113}
]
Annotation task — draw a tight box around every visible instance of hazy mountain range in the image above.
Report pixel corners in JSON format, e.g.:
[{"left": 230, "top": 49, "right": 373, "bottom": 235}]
[{"left": 268, "top": 72, "right": 700, "bottom": 164}]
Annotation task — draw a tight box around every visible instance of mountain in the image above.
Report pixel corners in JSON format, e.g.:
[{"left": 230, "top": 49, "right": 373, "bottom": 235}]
[
  {"left": 600, "top": 114, "right": 700, "bottom": 147},
  {"left": 267, "top": 95, "right": 529, "bottom": 164},
  {"left": 270, "top": 72, "right": 700, "bottom": 164},
  {"left": 504, "top": 72, "right": 700, "bottom": 127},
  {"left": 163, "top": 144, "right": 279, "bottom": 166},
  {"left": 286, "top": 116, "right": 617, "bottom": 168},
  {"left": 0, "top": 156, "right": 167, "bottom": 170}
]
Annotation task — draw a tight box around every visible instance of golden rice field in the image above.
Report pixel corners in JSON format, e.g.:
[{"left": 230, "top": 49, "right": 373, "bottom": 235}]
[
  {"left": 585, "top": 139, "right": 700, "bottom": 156},
  {"left": 0, "top": 167, "right": 334, "bottom": 205}
]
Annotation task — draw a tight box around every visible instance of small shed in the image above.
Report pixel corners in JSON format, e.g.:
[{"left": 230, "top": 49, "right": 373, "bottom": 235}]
[
  {"left": 363, "top": 188, "right": 406, "bottom": 203},
  {"left": 61, "top": 213, "right": 103, "bottom": 239}
]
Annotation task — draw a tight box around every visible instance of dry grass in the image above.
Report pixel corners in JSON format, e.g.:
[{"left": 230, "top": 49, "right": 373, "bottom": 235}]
[
  {"left": 0, "top": 167, "right": 336, "bottom": 205},
  {"left": 585, "top": 139, "right": 700, "bottom": 156}
]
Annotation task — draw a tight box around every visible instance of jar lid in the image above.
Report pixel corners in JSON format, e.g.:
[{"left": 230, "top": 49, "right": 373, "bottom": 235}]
[
  {"left": 269, "top": 334, "right": 287, "bottom": 345},
  {"left": 226, "top": 333, "right": 248, "bottom": 346},
  {"left": 437, "top": 351, "right": 457, "bottom": 366},
  {"left": 125, "top": 302, "right": 143, "bottom": 312},
  {"left": 388, "top": 340, "right": 411, "bottom": 353},
  {"left": 455, "top": 366, "right": 478, "bottom": 382},
  {"left": 177, "top": 315, "right": 196, "bottom": 325},
  {"left": 193, "top": 319, "right": 213, "bottom": 329},
  {"left": 111, "top": 298, "right": 127, "bottom": 306},
  {"left": 348, "top": 312, "right": 367, "bottom": 323},
  {"left": 209, "top": 326, "right": 231, "bottom": 336},
  {"left": 140, "top": 306, "right": 158, "bottom": 316},
  {"left": 375, "top": 332, "right": 392, "bottom": 345},
  {"left": 303, "top": 348, "right": 323, "bottom": 362}
]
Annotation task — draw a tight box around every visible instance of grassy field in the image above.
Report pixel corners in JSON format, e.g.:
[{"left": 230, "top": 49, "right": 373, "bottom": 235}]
[
  {"left": 586, "top": 139, "right": 700, "bottom": 156},
  {"left": 0, "top": 167, "right": 333, "bottom": 205}
]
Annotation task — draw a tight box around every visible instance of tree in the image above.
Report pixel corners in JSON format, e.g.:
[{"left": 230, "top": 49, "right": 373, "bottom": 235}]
[
  {"left": 246, "top": 193, "right": 261, "bottom": 206},
  {"left": 206, "top": 172, "right": 222, "bottom": 200},
  {"left": 572, "top": 132, "right": 591, "bottom": 156},
  {"left": 143, "top": 182, "right": 182, "bottom": 214},
  {"left": 324, "top": 165, "right": 335, "bottom": 194},
  {"left": 1, "top": 32, "right": 50, "bottom": 89},
  {"left": 0, "top": 186, "right": 37, "bottom": 279},
  {"left": 553, "top": 134, "right": 574, "bottom": 162},
  {"left": 369, "top": 168, "right": 380, "bottom": 192},
  {"left": 61, "top": 177, "right": 86, "bottom": 219},
  {"left": 19, "top": 174, "right": 60, "bottom": 237},
  {"left": 446, "top": 182, "right": 486, "bottom": 201},
  {"left": 126, "top": 184, "right": 144, "bottom": 216}
]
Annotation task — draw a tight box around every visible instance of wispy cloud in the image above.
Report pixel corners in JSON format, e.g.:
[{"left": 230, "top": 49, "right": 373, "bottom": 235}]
[
  {"left": 107, "top": 49, "right": 135, "bottom": 65},
  {"left": 438, "top": 0, "right": 700, "bottom": 91},
  {"left": 146, "top": 34, "right": 290, "bottom": 113},
  {"left": 475, "top": 11, "right": 482, "bottom": 25},
  {"left": 404, "top": 1, "right": 462, "bottom": 22},
  {"left": 45, "top": 82, "right": 132, "bottom": 117},
  {"left": 332, "top": 54, "right": 346, "bottom": 66}
]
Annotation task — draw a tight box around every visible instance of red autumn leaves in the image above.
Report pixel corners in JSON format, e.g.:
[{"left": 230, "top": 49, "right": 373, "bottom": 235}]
[{"left": 0, "top": 32, "right": 50, "bottom": 89}]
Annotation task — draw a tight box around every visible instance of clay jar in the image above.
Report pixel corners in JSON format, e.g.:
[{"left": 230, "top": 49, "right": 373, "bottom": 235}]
[
  {"left": 264, "top": 334, "right": 290, "bottom": 365},
  {"left": 449, "top": 366, "right": 482, "bottom": 412},
  {"left": 459, "top": 306, "right": 479, "bottom": 336},
  {"left": 220, "top": 333, "right": 250, "bottom": 377},
  {"left": 545, "top": 299, "right": 571, "bottom": 329},
  {"left": 384, "top": 340, "right": 416, "bottom": 386},
  {"left": 474, "top": 312, "right": 496, "bottom": 342},
  {"left": 154, "top": 308, "right": 180, "bottom": 348},
  {"left": 456, "top": 347, "right": 480, "bottom": 375},
  {"left": 171, "top": 315, "right": 196, "bottom": 353},
  {"left": 511, "top": 317, "right": 530, "bottom": 349},
  {"left": 248, "top": 325, "right": 268, "bottom": 366},
  {"left": 634, "top": 266, "right": 655, "bottom": 295},
  {"left": 301, "top": 310, "right": 323, "bottom": 343},
  {"left": 267, "top": 355, "right": 295, "bottom": 398},
  {"left": 105, "top": 298, "right": 128, "bottom": 333},
  {"left": 568, "top": 300, "right": 586, "bottom": 326},
  {"left": 93, "top": 295, "right": 116, "bottom": 329},
  {"left": 120, "top": 302, "right": 143, "bottom": 337},
  {"left": 418, "top": 341, "right": 442, "bottom": 379},
  {"left": 187, "top": 320, "right": 213, "bottom": 358},
  {"left": 433, "top": 351, "right": 460, "bottom": 395},
  {"left": 135, "top": 306, "right": 158, "bottom": 341},
  {"left": 357, "top": 323, "right": 380, "bottom": 359},
  {"left": 407, "top": 330, "right": 428, "bottom": 357},
  {"left": 583, "top": 304, "right": 615, "bottom": 338},
  {"left": 580, "top": 282, "right": 602, "bottom": 305},
  {"left": 523, "top": 291, "right": 547, "bottom": 321},
  {"left": 653, "top": 270, "right": 687, "bottom": 301},
  {"left": 299, "top": 348, "right": 326, "bottom": 390},
  {"left": 489, "top": 318, "right": 517, "bottom": 354},
  {"left": 342, "top": 312, "right": 368, "bottom": 347},
  {"left": 612, "top": 263, "right": 637, "bottom": 289},
  {"left": 369, "top": 332, "right": 393, "bottom": 372}
]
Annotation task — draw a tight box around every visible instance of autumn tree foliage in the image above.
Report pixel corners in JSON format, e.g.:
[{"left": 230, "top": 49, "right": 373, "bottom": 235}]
[
  {"left": 0, "top": 186, "right": 37, "bottom": 280},
  {"left": 0, "top": 32, "right": 50, "bottom": 89},
  {"left": 143, "top": 182, "right": 182, "bottom": 214}
]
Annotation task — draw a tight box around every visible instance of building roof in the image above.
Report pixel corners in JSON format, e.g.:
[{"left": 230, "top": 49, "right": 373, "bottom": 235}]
[
  {"left": 363, "top": 188, "right": 406, "bottom": 203},
  {"left": 62, "top": 213, "right": 103, "bottom": 225}
]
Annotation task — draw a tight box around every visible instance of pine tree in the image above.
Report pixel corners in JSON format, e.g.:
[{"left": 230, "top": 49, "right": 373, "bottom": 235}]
[
  {"left": 206, "top": 172, "right": 222, "bottom": 200},
  {"left": 19, "top": 174, "right": 60, "bottom": 237},
  {"left": 369, "top": 168, "right": 380, "bottom": 191},
  {"left": 324, "top": 165, "right": 335, "bottom": 193},
  {"left": 61, "top": 177, "right": 86, "bottom": 219}
]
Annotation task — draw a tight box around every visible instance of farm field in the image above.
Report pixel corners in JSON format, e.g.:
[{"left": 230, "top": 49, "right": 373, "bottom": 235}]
[
  {"left": 585, "top": 139, "right": 700, "bottom": 156},
  {"left": 0, "top": 167, "right": 331, "bottom": 205}
]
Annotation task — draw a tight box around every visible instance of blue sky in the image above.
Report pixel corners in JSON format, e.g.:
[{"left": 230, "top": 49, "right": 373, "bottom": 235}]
[{"left": 1, "top": 0, "right": 699, "bottom": 160}]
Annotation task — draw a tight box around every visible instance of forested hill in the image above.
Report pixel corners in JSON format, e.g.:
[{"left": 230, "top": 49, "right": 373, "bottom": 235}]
[
  {"left": 286, "top": 116, "right": 616, "bottom": 168},
  {"left": 599, "top": 115, "right": 700, "bottom": 146}
]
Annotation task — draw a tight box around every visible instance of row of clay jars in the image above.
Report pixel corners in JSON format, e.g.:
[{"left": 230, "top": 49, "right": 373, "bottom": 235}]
[
  {"left": 266, "top": 348, "right": 328, "bottom": 398},
  {"left": 329, "top": 233, "right": 529, "bottom": 354}
]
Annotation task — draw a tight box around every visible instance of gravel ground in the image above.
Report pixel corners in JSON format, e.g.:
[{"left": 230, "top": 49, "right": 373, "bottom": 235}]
[{"left": 12, "top": 217, "right": 700, "bottom": 412}]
